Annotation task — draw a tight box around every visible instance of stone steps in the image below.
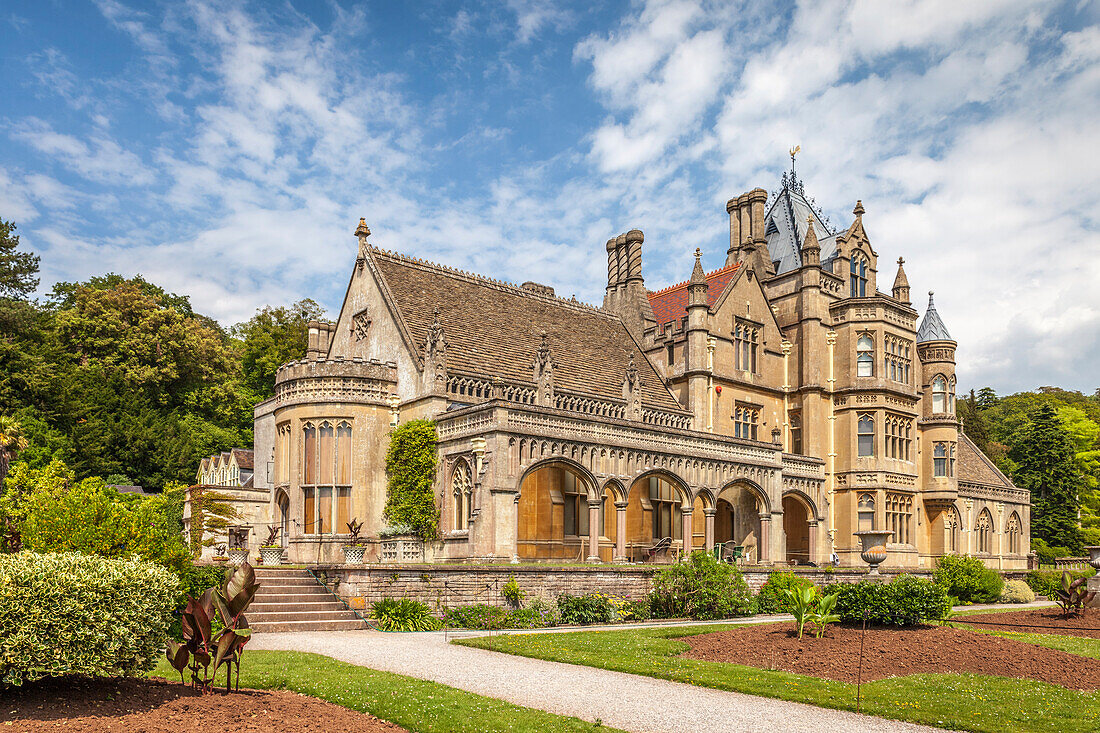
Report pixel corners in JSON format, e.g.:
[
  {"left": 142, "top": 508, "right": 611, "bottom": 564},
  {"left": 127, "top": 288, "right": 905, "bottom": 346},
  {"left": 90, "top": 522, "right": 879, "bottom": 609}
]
[{"left": 248, "top": 567, "right": 367, "bottom": 632}]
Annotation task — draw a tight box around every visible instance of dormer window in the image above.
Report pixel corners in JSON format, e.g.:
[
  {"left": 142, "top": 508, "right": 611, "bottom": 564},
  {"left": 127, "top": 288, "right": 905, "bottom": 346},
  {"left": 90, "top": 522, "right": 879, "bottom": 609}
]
[
  {"left": 850, "top": 255, "right": 868, "bottom": 297},
  {"left": 856, "top": 333, "right": 874, "bottom": 377}
]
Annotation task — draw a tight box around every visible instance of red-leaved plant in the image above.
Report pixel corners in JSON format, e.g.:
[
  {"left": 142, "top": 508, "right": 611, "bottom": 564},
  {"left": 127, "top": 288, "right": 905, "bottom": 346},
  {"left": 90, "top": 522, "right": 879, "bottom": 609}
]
[{"left": 165, "top": 562, "right": 259, "bottom": 691}]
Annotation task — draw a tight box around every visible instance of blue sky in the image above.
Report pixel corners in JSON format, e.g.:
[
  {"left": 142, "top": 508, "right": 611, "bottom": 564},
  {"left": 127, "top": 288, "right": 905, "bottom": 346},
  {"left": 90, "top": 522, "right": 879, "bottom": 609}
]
[{"left": 2, "top": 0, "right": 1098, "bottom": 395}]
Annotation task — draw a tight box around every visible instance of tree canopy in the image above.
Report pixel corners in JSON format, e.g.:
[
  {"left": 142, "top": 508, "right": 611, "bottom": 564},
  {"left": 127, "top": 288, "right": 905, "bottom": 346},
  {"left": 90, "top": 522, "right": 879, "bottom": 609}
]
[{"left": 0, "top": 217, "right": 322, "bottom": 490}]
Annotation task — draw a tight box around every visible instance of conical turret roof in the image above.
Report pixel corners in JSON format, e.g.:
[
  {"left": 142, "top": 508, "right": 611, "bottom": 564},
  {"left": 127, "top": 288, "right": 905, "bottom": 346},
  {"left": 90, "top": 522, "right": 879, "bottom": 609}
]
[
  {"left": 892, "top": 257, "right": 909, "bottom": 291},
  {"left": 916, "top": 291, "right": 953, "bottom": 342}
]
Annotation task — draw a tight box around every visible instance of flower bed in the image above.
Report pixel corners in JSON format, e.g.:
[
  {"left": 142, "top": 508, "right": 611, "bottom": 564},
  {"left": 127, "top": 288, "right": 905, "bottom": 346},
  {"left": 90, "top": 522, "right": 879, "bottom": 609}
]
[{"left": 678, "top": 623, "right": 1100, "bottom": 690}]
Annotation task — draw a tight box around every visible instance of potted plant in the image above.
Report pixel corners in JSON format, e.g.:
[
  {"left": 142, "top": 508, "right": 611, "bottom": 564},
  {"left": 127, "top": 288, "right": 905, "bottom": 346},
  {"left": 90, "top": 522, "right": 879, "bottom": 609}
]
[
  {"left": 212, "top": 543, "right": 229, "bottom": 565},
  {"left": 259, "top": 526, "right": 283, "bottom": 566},
  {"left": 343, "top": 519, "right": 368, "bottom": 564},
  {"left": 227, "top": 527, "right": 250, "bottom": 566}
]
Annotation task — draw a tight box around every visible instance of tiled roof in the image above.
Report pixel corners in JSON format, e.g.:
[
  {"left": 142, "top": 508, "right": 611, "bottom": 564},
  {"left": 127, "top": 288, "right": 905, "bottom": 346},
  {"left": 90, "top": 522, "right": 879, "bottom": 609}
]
[
  {"left": 647, "top": 263, "right": 741, "bottom": 326},
  {"left": 371, "top": 249, "right": 684, "bottom": 412},
  {"left": 917, "top": 291, "right": 953, "bottom": 342},
  {"left": 957, "top": 433, "right": 1014, "bottom": 488},
  {"left": 231, "top": 448, "right": 255, "bottom": 470}
]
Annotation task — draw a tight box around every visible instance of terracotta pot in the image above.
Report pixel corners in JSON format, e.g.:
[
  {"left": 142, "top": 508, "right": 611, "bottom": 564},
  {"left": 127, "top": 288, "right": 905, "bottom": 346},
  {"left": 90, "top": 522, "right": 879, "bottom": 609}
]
[
  {"left": 343, "top": 545, "right": 366, "bottom": 564},
  {"left": 259, "top": 547, "right": 283, "bottom": 566},
  {"left": 854, "top": 530, "right": 893, "bottom": 574},
  {"left": 1086, "top": 546, "right": 1100, "bottom": 571}
]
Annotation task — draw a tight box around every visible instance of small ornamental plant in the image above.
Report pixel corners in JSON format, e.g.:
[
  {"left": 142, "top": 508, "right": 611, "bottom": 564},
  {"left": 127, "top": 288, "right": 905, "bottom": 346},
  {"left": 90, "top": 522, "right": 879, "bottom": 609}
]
[
  {"left": 164, "top": 562, "right": 260, "bottom": 692},
  {"left": 260, "top": 526, "right": 280, "bottom": 548},
  {"left": 501, "top": 575, "right": 525, "bottom": 609},
  {"left": 1054, "top": 570, "right": 1096, "bottom": 618},
  {"left": 345, "top": 519, "right": 368, "bottom": 547}
]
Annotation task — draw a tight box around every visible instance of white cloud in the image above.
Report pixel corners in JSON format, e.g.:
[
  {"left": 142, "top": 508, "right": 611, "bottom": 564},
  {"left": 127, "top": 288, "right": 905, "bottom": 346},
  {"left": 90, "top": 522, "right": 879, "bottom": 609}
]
[{"left": 10, "top": 119, "right": 155, "bottom": 186}]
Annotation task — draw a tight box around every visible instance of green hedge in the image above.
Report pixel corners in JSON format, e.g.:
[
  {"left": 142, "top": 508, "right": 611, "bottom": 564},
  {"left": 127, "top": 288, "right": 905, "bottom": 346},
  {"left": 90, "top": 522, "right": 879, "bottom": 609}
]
[
  {"left": 0, "top": 552, "right": 179, "bottom": 686},
  {"left": 932, "top": 555, "right": 1003, "bottom": 603},
  {"left": 1025, "top": 568, "right": 1094, "bottom": 598},
  {"left": 826, "top": 575, "right": 950, "bottom": 626}
]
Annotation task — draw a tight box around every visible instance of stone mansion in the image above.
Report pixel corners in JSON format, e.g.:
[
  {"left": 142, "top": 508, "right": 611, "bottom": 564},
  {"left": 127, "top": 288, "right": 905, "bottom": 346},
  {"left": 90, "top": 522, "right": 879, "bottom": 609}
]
[{"left": 232, "top": 164, "right": 1028, "bottom": 569}]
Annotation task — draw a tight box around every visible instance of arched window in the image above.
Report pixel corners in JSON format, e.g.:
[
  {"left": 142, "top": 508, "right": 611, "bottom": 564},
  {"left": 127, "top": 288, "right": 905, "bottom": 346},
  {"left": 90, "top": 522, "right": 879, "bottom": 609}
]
[
  {"left": 1006, "top": 512, "right": 1022, "bottom": 555},
  {"left": 452, "top": 459, "right": 472, "bottom": 531},
  {"left": 649, "top": 477, "right": 682, "bottom": 541},
  {"left": 886, "top": 493, "right": 913, "bottom": 545},
  {"left": 788, "top": 411, "right": 802, "bottom": 455},
  {"left": 734, "top": 320, "right": 759, "bottom": 373},
  {"left": 944, "top": 507, "right": 961, "bottom": 553},
  {"left": 976, "top": 510, "right": 993, "bottom": 554},
  {"left": 850, "top": 255, "right": 868, "bottom": 297},
  {"left": 858, "top": 493, "right": 875, "bottom": 531},
  {"left": 933, "top": 442, "right": 948, "bottom": 476},
  {"left": 856, "top": 333, "right": 874, "bottom": 377},
  {"left": 932, "top": 375, "right": 948, "bottom": 413},
  {"left": 857, "top": 414, "right": 875, "bottom": 457}
]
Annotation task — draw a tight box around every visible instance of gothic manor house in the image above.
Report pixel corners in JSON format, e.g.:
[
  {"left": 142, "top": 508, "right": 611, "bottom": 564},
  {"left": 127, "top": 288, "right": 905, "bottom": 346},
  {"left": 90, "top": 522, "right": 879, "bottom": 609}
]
[{"left": 243, "top": 164, "right": 1028, "bottom": 569}]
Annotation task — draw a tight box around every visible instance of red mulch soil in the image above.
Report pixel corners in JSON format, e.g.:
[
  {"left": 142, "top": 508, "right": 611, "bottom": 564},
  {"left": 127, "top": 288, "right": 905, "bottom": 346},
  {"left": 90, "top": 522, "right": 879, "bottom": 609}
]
[
  {"left": 679, "top": 623, "right": 1100, "bottom": 690},
  {"left": 962, "top": 606, "right": 1100, "bottom": 638},
  {"left": 0, "top": 676, "right": 407, "bottom": 733}
]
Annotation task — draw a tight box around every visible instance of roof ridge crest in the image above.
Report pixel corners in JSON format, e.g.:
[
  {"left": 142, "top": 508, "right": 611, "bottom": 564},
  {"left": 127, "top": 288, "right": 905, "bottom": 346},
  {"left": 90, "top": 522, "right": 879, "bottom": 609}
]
[{"left": 370, "top": 246, "right": 611, "bottom": 316}]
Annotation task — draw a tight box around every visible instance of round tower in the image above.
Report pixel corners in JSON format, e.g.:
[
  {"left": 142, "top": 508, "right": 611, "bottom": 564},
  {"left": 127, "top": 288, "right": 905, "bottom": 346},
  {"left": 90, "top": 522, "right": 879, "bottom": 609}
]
[{"left": 916, "top": 291, "right": 959, "bottom": 527}]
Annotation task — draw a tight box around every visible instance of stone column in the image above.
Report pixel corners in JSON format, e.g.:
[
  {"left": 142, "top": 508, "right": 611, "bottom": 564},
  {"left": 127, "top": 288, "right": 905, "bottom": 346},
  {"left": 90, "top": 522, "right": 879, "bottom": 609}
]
[
  {"left": 490, "top": 489, "right": 518, "bottom": 563},
  {"left": 681, "top": 509, "right": 694, "bottom": 558},
  {"left": 704, "top": 508, "right": 716, "bottom": 551},
  {"left": 808, "top": 520, "right": 819, "bottom": 564},
  {"left": 759, "top": 514, "right": 771, "bottom": 563},
  {"left": 587, "top": 500, "right": 601, "bottom": 562},
  {"left": 615, "top": 501, "right": 628, "bottom": 562}
]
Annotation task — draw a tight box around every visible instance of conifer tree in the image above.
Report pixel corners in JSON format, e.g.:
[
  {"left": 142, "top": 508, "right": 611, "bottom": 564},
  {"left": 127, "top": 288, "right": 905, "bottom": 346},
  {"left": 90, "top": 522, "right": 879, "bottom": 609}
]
[
  {"left": 960, "top": 388, "right": 992, "bottom": 456},
  {"left": 1010, "top": 403, "right": 1082, "bottom": 551}
]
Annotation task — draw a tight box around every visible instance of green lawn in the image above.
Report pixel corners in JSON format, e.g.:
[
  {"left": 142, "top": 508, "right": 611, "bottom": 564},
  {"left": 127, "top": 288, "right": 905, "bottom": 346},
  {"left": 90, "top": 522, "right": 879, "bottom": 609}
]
[
  {"left": 153, "top": 651, "right": 620, "bottom": 733},
  {"left": 457, "top": 624, "right": 1100, "bottom": 733}
]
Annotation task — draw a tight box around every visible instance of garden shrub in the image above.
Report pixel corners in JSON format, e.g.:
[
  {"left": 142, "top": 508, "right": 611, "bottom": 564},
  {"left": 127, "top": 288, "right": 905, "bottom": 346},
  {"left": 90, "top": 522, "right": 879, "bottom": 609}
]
[
  {"left": 1026, "top": 568, "right": 1093, "bottom": 598},
  {"left": 933, "top": 555, "right": 1003, "bottom": 603},
  {"left": 370, "top": 597, "right": 441, "bottom": 631},
  {"left": 501, "top": 575, "right": 525, "bottom": 609},
  {"left": 383, "top": 420, "right": 439, "bottom": 541},
  {"left": 755, "top": 571, "right": 817, "bottom": 614},
  {"left": 443, "top": 604, "right": 508, "bottom": 629},
  {"left": 442, "top": 604, "right": 557, "bottom": 629},
  {"left": 649, "top": 551, "right": 755, "bottom": 620},
  {"left": 1000, "top": 579, "right": 1036, "bottom": 604},
  {"left": 0, "top": 551, "right": 179, "bottom": 686},
  {"left": 558, "top": 593, "right": 615, "bottom": 624},
  {"left": 827, "top": 574, "right": 950, "bottom": 626}
]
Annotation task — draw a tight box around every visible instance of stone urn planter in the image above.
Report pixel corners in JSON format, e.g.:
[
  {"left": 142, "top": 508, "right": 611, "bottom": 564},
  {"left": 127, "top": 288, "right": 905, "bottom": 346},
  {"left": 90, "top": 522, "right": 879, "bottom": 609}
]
[
  {"left": 259, "top": 546, "right": 283, "bottom": 566},
  {"left": 1086, "top": 546, "right": 1100, "bottom": 571},
  {"left": 342, "top": 545, "right": 366, "bottom": 564},
  {"left": 227, "top": 548, "right": 249, "bottom": 566},
  {"left": 854, "top": 530, "right": 893, "bottom": 574}
]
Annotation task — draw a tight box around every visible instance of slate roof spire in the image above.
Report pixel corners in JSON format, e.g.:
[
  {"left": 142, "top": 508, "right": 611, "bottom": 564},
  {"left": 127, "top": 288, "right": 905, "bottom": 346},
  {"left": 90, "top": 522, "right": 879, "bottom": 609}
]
[{"left": 917, "top": 290, "right": 953, "bottom": 342}]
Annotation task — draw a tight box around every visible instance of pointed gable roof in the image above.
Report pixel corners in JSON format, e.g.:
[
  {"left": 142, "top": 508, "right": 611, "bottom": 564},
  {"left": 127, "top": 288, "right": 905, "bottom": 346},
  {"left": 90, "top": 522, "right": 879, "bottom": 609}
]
[
  {"left": 370, "top": 249, "right": 684, "bottom": 412},
  {"left": 917, "top": 291, "right": 953, "bottom": 342},
  {"left": 957, "top": 433, "right": 1015, "bottom": 489},
  {"left": 647, "top": 262, "right": 740, "bottom": 327},
  {"left": 763, "top": 170, "right": 838, "bottom": 274}
]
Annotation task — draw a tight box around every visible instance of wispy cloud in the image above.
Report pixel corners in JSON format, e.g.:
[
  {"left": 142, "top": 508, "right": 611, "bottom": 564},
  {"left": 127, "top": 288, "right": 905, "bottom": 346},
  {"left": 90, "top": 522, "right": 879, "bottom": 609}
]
[{"left": 1, "top": 0, "right": 1096, "bottom": 394}]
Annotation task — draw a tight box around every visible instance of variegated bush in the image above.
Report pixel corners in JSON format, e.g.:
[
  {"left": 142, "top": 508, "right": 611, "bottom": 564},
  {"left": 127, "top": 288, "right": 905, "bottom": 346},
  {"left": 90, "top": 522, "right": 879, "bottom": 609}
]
[{"left": 0, "top": 551, "right": 179, "bottom": 686}]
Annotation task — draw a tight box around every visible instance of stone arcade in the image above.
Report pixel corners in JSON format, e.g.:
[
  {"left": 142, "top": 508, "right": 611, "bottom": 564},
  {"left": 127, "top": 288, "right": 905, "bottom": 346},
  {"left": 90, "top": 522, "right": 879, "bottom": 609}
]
[{"left": 221, "top": 164, "right": 1029, "bottom": 569}]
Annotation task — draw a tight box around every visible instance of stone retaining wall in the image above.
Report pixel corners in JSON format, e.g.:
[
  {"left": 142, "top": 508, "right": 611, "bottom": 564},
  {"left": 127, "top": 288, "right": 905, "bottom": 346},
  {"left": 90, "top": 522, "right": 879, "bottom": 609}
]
[{"left": 306, "top": 563, "right": 1031, "bottom": 612}]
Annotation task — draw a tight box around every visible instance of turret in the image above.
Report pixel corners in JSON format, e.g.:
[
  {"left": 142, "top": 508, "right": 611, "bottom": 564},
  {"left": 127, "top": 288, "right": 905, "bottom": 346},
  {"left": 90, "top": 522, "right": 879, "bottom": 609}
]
[
  {"left": 685, "top": 249, "right": 711, "bottom": 420},
  {"left": 917, "top": 291, "right": 959, "bottom": 502}
]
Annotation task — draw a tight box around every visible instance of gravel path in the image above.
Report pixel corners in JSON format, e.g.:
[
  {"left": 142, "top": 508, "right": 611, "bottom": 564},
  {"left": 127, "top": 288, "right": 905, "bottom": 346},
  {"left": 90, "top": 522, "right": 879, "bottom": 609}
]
[{"left": 250, "top": 628, "right": 950, "bottom": 733}]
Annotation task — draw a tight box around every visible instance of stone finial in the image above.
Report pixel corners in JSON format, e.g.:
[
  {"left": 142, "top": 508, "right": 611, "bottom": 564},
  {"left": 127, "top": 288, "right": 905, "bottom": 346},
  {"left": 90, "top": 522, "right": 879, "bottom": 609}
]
[
  {"left": 892, "top": 257, "right": 911, "bottom": 304},
  {"left": 853, "top": 200, "right": 865, "bottom": 218},
  {"left": 355, "top": 218, "right": 371, "bottom": 238},
  {"left": 690, "top": 248, "right": 706, "bottom": 284}
]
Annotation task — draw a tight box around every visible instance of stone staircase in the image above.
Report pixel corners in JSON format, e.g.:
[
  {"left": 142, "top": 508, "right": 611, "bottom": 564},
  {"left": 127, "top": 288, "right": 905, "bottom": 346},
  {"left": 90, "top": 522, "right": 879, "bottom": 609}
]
[{"left": 249, "top": 567, "right": 367, "bottom": 632}]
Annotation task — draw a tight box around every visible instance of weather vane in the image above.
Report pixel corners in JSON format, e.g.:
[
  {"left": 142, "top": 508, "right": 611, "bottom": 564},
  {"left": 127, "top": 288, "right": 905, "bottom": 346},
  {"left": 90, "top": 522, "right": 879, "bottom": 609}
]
[{"left": 789, "top": 145, "right": 800, "bottom": 171}]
